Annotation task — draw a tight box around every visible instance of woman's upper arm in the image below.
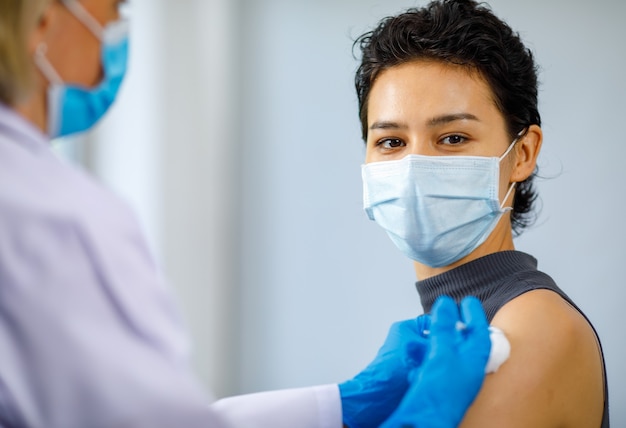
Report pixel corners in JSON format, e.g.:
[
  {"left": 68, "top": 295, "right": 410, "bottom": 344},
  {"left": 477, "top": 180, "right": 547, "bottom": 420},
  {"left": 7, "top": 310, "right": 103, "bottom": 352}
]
[{"left": 459, "top": 290, "right": 604, "bottom": 428}]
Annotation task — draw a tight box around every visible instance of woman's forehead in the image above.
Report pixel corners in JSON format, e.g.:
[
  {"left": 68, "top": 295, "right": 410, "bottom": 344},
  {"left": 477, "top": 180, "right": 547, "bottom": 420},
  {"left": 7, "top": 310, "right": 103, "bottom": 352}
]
[{"left": 367, "top": 60, "right": 500, "bottom": 125}]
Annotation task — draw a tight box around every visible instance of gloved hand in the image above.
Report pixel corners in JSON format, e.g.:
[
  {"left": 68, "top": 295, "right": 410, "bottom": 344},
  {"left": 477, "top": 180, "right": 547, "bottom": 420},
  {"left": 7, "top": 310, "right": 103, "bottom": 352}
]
[
  {"left": 380, "top": 296, "right": 491, "bottom": 428},
  {"left": 339, "top": 315, "right": 430, "bottom": 428}
]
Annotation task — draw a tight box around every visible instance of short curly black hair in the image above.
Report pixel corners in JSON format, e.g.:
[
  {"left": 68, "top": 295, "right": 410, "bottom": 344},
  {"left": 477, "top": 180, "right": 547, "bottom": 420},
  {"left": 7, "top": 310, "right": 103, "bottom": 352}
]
[{"left": 354, "top": 0, "right": 541, "bottom": 235}]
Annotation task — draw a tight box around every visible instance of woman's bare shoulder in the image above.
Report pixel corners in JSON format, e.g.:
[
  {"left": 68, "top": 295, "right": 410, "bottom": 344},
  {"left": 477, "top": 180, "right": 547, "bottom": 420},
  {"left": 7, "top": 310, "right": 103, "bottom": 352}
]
[{"left": 459, "top": 289, "right": 604, "bottom": 428}]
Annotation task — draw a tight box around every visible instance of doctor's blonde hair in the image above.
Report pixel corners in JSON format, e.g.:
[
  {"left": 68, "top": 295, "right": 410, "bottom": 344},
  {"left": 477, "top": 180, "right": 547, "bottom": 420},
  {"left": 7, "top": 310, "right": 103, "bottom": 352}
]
[{"left": 0, "top": 0, "right": 50, "bottom": 105}]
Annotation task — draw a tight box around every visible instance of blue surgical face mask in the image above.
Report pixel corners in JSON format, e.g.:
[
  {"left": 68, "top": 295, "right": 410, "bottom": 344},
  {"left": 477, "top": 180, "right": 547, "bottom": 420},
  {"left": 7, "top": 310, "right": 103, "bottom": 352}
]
[
  {"left": 34, "top": 0, "right": 129, "bottom": 138},
  {"left": 361, "top": 137, "right": 520, "bottom": 268}
]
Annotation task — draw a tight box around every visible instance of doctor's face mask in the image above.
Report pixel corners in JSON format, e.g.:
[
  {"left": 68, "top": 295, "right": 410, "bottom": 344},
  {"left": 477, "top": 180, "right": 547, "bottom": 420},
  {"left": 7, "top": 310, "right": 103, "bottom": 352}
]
[
  {"left": 34, "top": 0, "right": 129, "bottom": 138},
  {"left": 361, "top": 136, "right": 521, "bottom": 268}
]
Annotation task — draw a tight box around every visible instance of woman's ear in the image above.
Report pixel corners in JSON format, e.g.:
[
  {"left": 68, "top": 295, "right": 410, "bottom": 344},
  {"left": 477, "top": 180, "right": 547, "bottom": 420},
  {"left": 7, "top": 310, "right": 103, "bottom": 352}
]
[
  {"left": 511, "top": 124, "right": 542, "bottom": 182},
  {"left": 27, "top": 2, "right": 57, "bottom": 56}
]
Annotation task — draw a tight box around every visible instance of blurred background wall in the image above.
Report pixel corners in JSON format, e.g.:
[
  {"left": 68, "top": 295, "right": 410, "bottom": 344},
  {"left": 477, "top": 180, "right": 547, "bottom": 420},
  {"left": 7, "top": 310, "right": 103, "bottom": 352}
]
[{"left": 57, "top": 0, "right": 625, "bottom": 422}]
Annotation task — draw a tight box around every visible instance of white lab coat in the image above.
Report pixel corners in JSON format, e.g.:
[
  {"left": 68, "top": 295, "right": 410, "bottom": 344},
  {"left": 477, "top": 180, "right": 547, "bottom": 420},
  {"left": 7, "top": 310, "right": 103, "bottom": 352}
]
[{"left": 212, "top": 385, "right": 341, "bottom": 428}]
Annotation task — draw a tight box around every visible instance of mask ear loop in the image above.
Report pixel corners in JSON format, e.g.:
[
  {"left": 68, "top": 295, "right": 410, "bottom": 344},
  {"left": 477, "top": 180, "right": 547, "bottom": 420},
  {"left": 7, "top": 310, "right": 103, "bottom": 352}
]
[
  {"left": 498, "top": 128, "right": 527, "bottom": 162},
  {"left": 33, "top": 43, "right": 65, "bottom": 137},
  {"left": 60, "top": 0, "right": 104, "bottom": 40},
  {"left": 33, "top": 43, "right": 63, "bottom": 85},
  {"left": 499, "top": 128, "right": 528, "bottom": 210},
  {"left": 500, "top": 182, "right": 517, "bottom": 211}
]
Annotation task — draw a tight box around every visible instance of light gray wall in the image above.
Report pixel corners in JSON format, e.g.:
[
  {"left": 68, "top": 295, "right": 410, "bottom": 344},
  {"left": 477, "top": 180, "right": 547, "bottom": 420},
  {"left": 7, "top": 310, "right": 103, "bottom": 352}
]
[{"left": 87, "top": 0, "right": 625, "bottom": 423}]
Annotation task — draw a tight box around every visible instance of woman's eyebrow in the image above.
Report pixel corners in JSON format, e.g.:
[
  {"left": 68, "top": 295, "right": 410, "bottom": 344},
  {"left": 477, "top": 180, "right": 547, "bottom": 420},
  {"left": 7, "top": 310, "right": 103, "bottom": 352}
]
[
  {"left": 369, "top": 121, "right": 408, "bottom": 131},
  {"left": 370, "top": 113, "right": 480, "bottom": 131},
  {"left": 427, "top": 113, "right": 480, "bottom": 127}
]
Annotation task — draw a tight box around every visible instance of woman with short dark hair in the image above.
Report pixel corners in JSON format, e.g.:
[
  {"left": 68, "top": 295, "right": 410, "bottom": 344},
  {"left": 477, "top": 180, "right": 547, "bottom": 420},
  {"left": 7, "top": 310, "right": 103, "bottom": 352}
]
[{"left": 354, "top": 0, "right": 609, "bottom": 426}]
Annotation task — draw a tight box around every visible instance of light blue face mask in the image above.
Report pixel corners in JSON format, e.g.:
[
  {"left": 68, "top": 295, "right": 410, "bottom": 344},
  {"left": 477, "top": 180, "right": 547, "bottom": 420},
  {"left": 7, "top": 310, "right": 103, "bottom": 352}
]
[
  {"left": 34, "top": 0, "right": 129, "bottom": 138},
  {"left": 362, "top": 137, "right": 520, "bottom": 268}
]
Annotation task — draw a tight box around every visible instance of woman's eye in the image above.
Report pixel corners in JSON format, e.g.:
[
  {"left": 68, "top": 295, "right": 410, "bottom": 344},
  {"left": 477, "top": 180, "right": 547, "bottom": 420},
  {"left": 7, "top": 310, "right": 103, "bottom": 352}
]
[
  {"left": 440, "top": 135, "right": 467, "bottom": 145},
  {"left": 378, "top": 138, "right": 405, "bottom": 149}
]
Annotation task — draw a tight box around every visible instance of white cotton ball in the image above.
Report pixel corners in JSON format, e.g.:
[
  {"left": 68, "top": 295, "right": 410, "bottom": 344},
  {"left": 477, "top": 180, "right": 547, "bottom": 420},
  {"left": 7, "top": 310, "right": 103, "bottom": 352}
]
[{"left": 486, "top": 326, "right": 511, "bottom": 373}]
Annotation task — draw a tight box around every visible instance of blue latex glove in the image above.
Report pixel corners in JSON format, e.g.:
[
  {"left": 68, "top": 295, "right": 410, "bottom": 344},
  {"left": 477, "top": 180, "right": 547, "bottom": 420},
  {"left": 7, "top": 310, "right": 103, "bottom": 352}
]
[
  {"left": 339, "top": 315, "right": 430, "bottom": 428},
  {"left": 381, "top": 296, "right": 491, "bottom": 428}
]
